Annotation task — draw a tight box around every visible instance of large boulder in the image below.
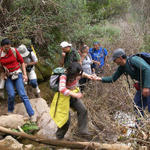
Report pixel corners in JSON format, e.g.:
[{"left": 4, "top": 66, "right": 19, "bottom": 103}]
[
  {"left": 0, "top": 136, "right": 23, "bottom": 150},
  {"left": 14, "top": 98, "right": 59, "bottom": 139},
  {"left": 0, "top": 114, "right": 26, "bottom": 129},
  {"left": 0, "top": 136, "right": 34, "bottom": 150}
]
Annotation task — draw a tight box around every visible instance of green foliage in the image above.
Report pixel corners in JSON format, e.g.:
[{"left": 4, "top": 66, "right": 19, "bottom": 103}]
[
  {"left": 87, "top": 0, "right": 129, "bottom": 23},
  {"left": 11, "top": 122, "right": 39, "bottom": 134},
  {"left": 0, "top": 0, "right": 128, "bottom": 69},
  {"left": 21, "top": 122, "right": 39, "bottom": 134},
  {"left": 140, "top": 35, "right": 150, "bottom": 52}
]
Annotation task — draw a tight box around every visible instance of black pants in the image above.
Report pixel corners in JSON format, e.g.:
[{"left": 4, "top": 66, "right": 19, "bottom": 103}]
[
  {"left": 79, "top": 78, "right": 89, "bottom": 92},
  {"left": 56, "top": 97, "right": 88, "bottom": 139}
]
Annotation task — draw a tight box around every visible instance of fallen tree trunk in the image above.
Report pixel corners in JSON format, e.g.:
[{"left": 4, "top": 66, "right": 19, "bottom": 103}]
[{"left": 0, "top": 126, "right": 132, "bottom": 150}]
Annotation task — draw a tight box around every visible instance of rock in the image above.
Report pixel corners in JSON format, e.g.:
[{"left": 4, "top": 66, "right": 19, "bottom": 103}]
[
  {"left": 0, "top": 114, "right": 26, "bottom": 129},
  {"left": 0, "top": 135, "right": 3, "bottom": 140},
  {"left": 14, "top": 98, "right": 60, "bottom": 139},
  {"left": 0, "top": 136, "right": 23, "bottom": 150},
  {"left": 24, "top": 144, "right": 34, "bottom": 150}
]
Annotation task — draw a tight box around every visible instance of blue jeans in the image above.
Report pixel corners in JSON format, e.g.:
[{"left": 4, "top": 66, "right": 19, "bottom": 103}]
[
  {"left": 5, "top": 73, "right": 34, "bottom": 117},
  {"left": 134, "top": 90, "right": 150, "bottom": 117},
  {"left": 29, "top": 79, "right": 38, "bottom": 88}
]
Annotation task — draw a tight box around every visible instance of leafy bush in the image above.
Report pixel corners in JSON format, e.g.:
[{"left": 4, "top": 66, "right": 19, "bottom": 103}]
[{"left": 0, "top": 0, "right": 128, "bottom": 69}]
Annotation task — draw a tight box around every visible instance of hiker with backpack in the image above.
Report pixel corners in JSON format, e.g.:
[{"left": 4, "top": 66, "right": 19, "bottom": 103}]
[
  {"left": 0, "top": 38, "right": 34, "bottom": 118},
  {"left": 89, "top": 41, "right": 108, "bottom": 74},
  {"left": 98, "top": 48, "right": 150, "bottom": 120},
  {"left": 17, "top": 44, "right": 41, "bottom": 98},
  {"left": 50, "top": 62, "right": 98, "bottom": 140},
  {"left": 60, "top": 41, "right": 81, "bottom": 68},
  {"left": 79, "top": 45, "right": 95, "bottom": 91}
]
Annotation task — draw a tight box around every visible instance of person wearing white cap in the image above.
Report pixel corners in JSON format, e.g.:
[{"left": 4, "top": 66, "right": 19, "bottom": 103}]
[
  {"left": 18, "top": 44, "right": 41, "bottom": 98},
  {"left": 60, "top": 41, "right": 80, "bottom": 68}
]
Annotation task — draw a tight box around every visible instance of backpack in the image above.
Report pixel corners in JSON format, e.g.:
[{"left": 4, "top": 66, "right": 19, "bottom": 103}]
[
  {"left": 128, "top": 52, "right": 150, "bottom": 72},
  {"left": 125, "top": 52, "right": 150, "bottom": 88},
  {"left": 49, "top": 67, "right": 66, "bottom": 92},
  {"left": 25, "top": 45, "right": 37, "bottom": 72},
  {"left": 92, "top": 47, "right": 106, "bottom": 61},
  {"left": 135, "top": 52, "right": 150, "bottom": 64}
]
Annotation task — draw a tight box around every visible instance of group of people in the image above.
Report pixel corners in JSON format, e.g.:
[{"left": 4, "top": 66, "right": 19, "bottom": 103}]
[
  {"left": 0, "top": 38, "right": 150, "bottom": 141},
  {"left": 51, "top": 41, "right": 150, "bottom": 140}
]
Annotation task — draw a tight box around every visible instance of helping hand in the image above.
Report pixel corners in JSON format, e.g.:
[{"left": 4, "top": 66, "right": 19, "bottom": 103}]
[{"left": 142, "top": 88, "right": 150, "bottom": 97}]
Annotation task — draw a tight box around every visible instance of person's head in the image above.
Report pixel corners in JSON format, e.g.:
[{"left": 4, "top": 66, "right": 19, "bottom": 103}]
[
  {"left": 93, "top": 41, "right": 100, "bottom": 50},
  {"left": 66, "top": 62, "right": 83, "bottom": 82},
  {"left": 80, "top": 45, "right": 89, "bottom": 54},
  {"left": 111, "top": 48, "right": 127, "bottom": 66},
  {"left": 17, "top": 44, "right": 29, "bottom": 58},
  {"left": 1, "top": 38, "right": 11, "bottom": 52},
  {"left": 60, "top": 41, "right": 72, "bottom": 53}
]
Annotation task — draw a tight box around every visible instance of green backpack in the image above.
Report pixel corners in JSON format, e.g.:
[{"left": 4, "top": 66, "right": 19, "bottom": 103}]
[{"left": 49, "top": 67, "right": 66, "bottom": 92}]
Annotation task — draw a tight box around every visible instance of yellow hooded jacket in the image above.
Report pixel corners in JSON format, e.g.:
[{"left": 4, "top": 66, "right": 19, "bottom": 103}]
[{"left": 50, "top": 88, "right": 79, "bottom": 128}]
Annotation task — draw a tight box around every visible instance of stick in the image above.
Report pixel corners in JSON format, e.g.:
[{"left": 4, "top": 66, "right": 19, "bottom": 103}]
[{"left": 0, "top": 126, "right": 132, "bottom": 150}]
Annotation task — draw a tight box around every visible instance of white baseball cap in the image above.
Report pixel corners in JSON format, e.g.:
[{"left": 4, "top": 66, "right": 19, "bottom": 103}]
[
  {"left": 60, "top": 41, "right": 72, "bottom": 48},
  {"left": 17, "top": 44, "right": 29, "bottom": 57}
]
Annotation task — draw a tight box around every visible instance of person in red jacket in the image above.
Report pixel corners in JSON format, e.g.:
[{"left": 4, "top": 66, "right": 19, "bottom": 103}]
[{"left": 0, "top": 38, "right": 34, "bottom": 118}]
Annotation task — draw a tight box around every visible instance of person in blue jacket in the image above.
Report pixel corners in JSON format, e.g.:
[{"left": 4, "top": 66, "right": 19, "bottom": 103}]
[
  {"left": 89, "top": 41, "right": 108, "bottom": 74},
  {"left": 98, "top": 48, "right": 150, "bottom": 122}
]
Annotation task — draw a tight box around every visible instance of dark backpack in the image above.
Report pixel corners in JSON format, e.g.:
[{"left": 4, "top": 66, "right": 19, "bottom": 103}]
[
  {"left": 49, "top": 67, "right": 66, "bottom": 92},
  {"left": 92, "top": 47, "right": 106, "bottom": 61},
  {"left": 26, "top": 47, "right": 34, "bottom": 72},
  {"left": 125, "top": 52, "right": 150, "bottom": 88},
  {"left": 128, "top": 52, "right": 150, "bottom": 72},
  {"left": 135, "top": 52, "right": 150, "bottom": 64}
]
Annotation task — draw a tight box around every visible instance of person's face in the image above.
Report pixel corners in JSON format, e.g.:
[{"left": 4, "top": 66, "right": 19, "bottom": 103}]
[
  {"left": 62, "top": 46, "right": 71, "bottom": 53},
  {"left": 2, "top": 44, "right": 11, "bottom": 53},
  {"left": 93, "top": 44, "right": 99, "bottom": 50},
  {"left": 114, "top": 57, "right": 126, "bottom": 66},
  {"left": 85, "top": 46, "right": 89, "bottom": 53},
  {"left": 76, "top": 75, "right": 81, "bottom": 80}
]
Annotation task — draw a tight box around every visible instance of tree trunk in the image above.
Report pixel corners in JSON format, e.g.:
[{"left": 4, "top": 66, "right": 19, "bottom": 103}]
[{"left": 0, "top": 126, "right": 132, "bottom": 150}]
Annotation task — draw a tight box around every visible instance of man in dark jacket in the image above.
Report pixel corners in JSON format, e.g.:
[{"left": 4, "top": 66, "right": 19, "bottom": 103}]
[{"left": 98, "top": 48, "right": 150, "bottom": 118}]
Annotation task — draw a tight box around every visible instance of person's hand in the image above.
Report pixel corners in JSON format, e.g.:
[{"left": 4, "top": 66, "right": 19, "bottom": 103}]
[
  {"left": 142, "top": 88, "right": 150, "bottom": 97},
  {"left": 91, "top": 74, "right": 102, "bottom": 81},
  {"left": 23, "top": 75, "right": 28, "bottom": 82},
  {"left": 95, "top": 77, "right": 102, "bottom": 81},
  {"left": 24, "top": 63, "right": 28, "bottom": 67},
  {"left": 97, "top": 61, "right": 100, "bottom": 65},
  {"left": 93, "top": 60, "right": 100, "bottom": 65},
  {"left": 62, "top": 52, "right": 66, "bottom": 57},
  {"left": 87, "top": 74, "right": 93, "bottom": 80},
  {"left": 71, "top": 92, "right": 83, "bottom": 99},
  {"left": 105, "top": 63, "right": 109, "bottom": 67}
]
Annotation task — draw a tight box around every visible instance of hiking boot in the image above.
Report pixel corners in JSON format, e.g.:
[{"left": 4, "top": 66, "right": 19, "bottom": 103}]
[{"left": 75, "top": 132, "right": 93, "bottom": 140}]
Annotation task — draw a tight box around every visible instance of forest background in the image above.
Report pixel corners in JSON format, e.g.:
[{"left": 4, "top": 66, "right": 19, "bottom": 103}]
[{"left": 0, "top": 0, "right": 150, "bottom": 148}]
